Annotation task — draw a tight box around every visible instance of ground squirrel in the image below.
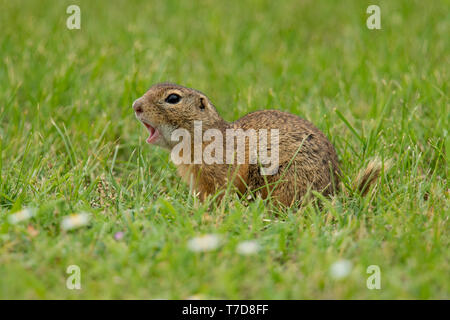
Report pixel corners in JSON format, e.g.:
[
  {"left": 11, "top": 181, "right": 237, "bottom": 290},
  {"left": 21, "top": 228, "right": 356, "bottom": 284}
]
[{"left": 133, "top": 83, "right": 381, "bottom": 206}]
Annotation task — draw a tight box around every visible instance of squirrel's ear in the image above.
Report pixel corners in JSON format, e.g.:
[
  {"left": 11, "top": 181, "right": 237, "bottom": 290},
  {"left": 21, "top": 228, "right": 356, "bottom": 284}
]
[{"left": 199, "top": 97, "right": 207, "bottom": 110}]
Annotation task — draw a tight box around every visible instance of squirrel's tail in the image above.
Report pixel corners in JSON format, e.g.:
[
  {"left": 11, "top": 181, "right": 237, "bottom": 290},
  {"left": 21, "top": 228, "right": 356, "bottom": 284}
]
[{"left": 353, "top": 158, "right": 391, "bottom": 196}]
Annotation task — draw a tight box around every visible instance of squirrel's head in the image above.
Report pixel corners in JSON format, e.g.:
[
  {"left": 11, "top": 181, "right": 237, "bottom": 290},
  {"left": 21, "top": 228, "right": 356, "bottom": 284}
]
[{"left": 133, "top": 83, "right": 224, "bottom": 149}]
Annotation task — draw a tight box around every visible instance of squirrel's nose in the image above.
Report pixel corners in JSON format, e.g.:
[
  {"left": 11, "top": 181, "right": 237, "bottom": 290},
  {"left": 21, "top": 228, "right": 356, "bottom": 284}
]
[{"left": 133, "top": 99, "right": 143, "bottom": 114}]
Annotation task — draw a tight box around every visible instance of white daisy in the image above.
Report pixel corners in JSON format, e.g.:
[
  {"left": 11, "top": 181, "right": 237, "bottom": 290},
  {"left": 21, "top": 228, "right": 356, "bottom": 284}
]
[
  {"left": 236, "top": 240, "right": 260, "bottom": 255},
  {"left": 61, "top": 212, "right": 90, "bottom": 230},
  {"left": 330, "top": 259, "right": 353, "bottom": 279},
  {"left": 186, "top": 294, "right": 208, "bottom": 300},
  {"left": 8, "top": 208, "right": 35, "bottom": 224},
  {"left": 187, "top": 234, "right": 221, "bottom": 252}
]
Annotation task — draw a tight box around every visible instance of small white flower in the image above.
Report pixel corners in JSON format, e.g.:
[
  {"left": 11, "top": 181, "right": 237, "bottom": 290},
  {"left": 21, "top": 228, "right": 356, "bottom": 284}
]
[
  {"left": 236, "top": 240, "right": 260, "bottom": 255},
  {"left": 187, "top": 234, "right": 220, "bottom": 252},
  {"left": 8, "top": 208, "right": 35, "bottom": 224},
  {"left": 61, "top": 212, "right": 90, "bottom": 230},
  {"left": 330, "top": 259, "right": 353, "bottom": 279},
  {"left": 186, "top": 294, "right": 208, "bottom": 300}
]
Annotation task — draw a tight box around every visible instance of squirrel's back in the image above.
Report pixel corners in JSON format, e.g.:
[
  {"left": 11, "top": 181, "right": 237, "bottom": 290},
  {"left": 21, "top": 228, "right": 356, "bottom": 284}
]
[{"left": 230, "top": 110, "right": 341, "bottom": 205}]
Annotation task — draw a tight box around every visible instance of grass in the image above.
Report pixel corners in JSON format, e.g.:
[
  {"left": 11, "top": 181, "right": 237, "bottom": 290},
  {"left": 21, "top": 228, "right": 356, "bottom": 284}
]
[{"left": 0, "top": 0, "right": 448, "bottom": 299}]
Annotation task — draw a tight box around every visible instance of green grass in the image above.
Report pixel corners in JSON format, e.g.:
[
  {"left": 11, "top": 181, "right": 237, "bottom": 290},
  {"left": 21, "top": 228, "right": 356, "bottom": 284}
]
[{"left": 0, "top": 0, "right": 448, "bottom": 299}]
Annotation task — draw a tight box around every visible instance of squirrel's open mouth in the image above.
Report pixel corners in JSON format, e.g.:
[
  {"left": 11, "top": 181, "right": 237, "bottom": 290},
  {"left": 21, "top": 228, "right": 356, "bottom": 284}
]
[{"left": 142, "top": 121, "right": 160, "bottom": 144}]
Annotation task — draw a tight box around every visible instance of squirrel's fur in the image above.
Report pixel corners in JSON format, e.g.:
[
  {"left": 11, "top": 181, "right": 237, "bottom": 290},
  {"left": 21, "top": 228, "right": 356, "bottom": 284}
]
[{"left": 134, "top": 83, "right": 384, "bottom": 206}]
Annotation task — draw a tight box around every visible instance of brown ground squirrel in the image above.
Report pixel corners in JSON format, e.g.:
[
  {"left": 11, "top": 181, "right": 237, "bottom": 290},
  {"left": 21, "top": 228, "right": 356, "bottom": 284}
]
[{"left": 133, "top": 83, "right": 380, "bottom": 206}]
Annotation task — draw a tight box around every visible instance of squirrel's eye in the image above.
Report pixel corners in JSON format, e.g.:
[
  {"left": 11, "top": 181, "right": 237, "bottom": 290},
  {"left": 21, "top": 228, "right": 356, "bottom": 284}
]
[{"left": 165, "top": 93, "right": 181, "bottom": 104}]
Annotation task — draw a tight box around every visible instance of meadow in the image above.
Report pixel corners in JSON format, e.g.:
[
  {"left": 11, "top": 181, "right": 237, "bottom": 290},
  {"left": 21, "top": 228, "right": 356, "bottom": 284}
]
[{"left": 0, "top": 0, "right": 448, "bottom": 299}]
